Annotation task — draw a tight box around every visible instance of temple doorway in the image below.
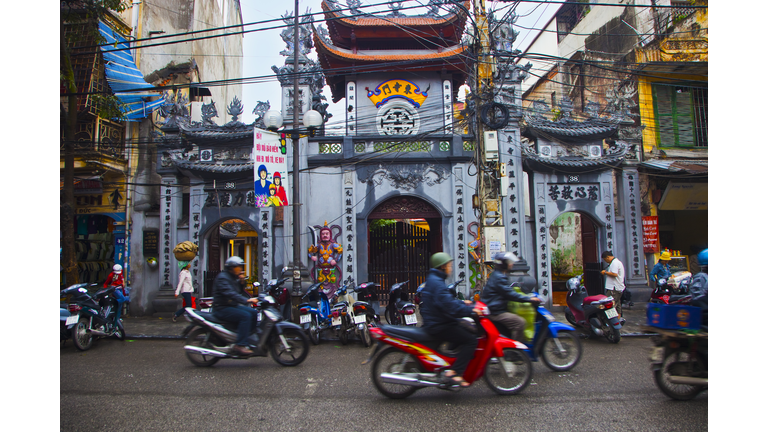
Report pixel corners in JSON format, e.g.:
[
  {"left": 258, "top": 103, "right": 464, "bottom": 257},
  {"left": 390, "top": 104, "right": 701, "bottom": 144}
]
[{"left": 549, "top": 212, "right": 600, "bottom": 306}]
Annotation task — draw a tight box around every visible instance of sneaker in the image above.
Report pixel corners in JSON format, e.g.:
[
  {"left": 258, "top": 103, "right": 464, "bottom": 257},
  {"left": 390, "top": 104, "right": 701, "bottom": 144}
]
[
  {"left": 232, "top": 345, "right": 253, "bottom": 356},
  {"left": 172, "top": 315, "right": 177, "bottom": 323}
]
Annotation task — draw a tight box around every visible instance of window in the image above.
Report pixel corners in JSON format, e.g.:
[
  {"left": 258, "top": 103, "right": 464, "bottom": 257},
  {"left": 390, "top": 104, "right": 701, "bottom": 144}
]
[
  {"left": 556, "top": 0, "right": 591, "bottom": 42},
  {"left": 652, "top": 83, "right": 707, "bottom": 148}
]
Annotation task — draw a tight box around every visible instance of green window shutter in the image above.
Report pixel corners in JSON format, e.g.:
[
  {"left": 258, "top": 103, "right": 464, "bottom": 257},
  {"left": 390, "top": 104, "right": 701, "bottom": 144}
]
[
  {"left": 653, "top": 84, "right": 677, "bottom": 147},
  {"left": 675, "top": 88, "right": 695, "bottom": 147}
]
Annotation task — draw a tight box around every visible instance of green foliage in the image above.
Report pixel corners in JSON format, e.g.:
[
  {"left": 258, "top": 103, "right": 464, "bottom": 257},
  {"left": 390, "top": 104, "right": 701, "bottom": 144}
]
[
  {"left": 91, "top": 94, "right": 126, "bottom": 121},
  {"left": 551, "top": 249, "right": 570, "bottom": 275},
  {"left": 369, "top": 219, "right": 396, "bottom": 231}
]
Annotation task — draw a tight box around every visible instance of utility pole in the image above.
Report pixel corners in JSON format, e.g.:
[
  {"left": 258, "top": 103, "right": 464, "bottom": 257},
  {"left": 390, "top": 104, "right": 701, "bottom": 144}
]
[
  {"left": 291, "top": 0, "right": 302, "bottom": 293},
  {"left": 472, "top": 0, "right": 497, "bottom": 286}
]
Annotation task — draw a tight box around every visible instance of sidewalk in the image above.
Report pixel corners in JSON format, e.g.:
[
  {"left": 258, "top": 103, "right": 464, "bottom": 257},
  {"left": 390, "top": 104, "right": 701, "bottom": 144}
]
[{"left": 123, "top": 302, "right": 654, "bottom": 340}]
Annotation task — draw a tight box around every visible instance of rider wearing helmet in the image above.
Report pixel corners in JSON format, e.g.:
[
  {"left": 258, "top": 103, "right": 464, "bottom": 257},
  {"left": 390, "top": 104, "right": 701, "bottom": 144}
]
[
  {"left": 480, "top": 252, "right": 541, "bottom": 342},
  {"left": 689, "top": 249, "right": 708, "bottom": 327},
  {"left": 104, "top": 264, "right": 129, "bottom": 325},
  {"left": 419, "top": 252, "right": 480, "bottom": 388},
  {"left": 212, "top": 256, "right": 261, "bottom": 356}
]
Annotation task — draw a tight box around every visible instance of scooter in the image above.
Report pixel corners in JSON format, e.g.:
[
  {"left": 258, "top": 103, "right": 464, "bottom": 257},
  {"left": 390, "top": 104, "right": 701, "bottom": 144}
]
[
  {"left": 385, "top": 281, "right": 417, "bottom": 326},
  {"left": 181, "top": 293, "right": 309, "bottom": 367},
  {"left": 646, "top": 325, "right": 707, "bottom": 400},
  {"left": 61, "top": 283, "right": 126, "bottom": 351},
  {"left": 256, "top": 276, "right": 291, "bottom": 319},
  {"left": 298, "top": 282, "right": 333, "bottom": 345},
  {"left": 650, "top": 274, "right": 692, "bottom": 304},
  {"left": 563, "top": 276, "right": 624, "bottom": 343},
  {"left": 329, "top": 282, "right": 355, "bottom": 345},
  {"left": 366, "top": 301, "right": 533, "bottom": 399},
  {"left": 351, "top": 282, "right": 381, "bottom": 347}
]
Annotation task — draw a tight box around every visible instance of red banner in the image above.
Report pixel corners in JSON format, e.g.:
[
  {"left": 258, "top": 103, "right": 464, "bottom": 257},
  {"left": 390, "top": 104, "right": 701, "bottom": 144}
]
[{"left": 642, "top": 216, "right": 659, "bottom": 253}]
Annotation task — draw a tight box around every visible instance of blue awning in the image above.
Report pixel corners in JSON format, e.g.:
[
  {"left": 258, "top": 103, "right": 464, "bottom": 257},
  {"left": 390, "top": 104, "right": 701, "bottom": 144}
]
[{"left": 98, "top": 21, "right": 163, "bottom": 121}]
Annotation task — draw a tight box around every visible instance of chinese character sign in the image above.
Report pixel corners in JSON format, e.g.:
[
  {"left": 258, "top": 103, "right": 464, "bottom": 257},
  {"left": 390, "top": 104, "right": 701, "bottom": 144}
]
[
  {"left": 253, "top": 128, "right": 287, "bottom": 207},
  {"left": 642, "top": 216, "right": 659, "bottom": 253}
]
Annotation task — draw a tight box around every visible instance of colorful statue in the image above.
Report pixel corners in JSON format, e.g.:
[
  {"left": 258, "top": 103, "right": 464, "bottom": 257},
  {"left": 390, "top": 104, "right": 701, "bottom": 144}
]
[{"left": 308, "top": 221, "right": 343, "bottom": 298}]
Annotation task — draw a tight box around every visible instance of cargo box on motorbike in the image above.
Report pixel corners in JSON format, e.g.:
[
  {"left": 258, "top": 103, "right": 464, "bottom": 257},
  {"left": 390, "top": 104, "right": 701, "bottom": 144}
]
[{"left": 646, "top": 303, "right": 701, "bottom": 330}]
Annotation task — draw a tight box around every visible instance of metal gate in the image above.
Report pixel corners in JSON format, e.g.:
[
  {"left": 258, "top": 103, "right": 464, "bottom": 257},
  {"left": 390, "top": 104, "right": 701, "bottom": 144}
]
[{"left": 368, "top": 221, "right": 430, "bottom": 303}]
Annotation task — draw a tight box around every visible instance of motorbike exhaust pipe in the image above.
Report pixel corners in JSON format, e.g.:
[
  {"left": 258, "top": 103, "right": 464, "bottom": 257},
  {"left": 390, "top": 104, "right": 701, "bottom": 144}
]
[
  {"left": 88, "top": 328, "right": 110, "bottom": 337},
  {"left": 184, "top": 345, "right": 228, "bottom": 358},
  {"left": 668, "top": 375, "right": 707, "bottom": 386},
  {"left": 380, "top": 372, "right": 440, "bottom": 388}
]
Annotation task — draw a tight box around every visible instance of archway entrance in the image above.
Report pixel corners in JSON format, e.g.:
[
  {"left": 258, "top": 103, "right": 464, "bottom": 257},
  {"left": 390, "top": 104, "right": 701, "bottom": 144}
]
[
  {"left": 202, "top": 218, "right": 259, "bottom": 297},
  {"left": 549, "top": 212, "right": 600, "bottom": 306},
  {"left": 367, "top": 196, "right": 442, "bottom": 303}
]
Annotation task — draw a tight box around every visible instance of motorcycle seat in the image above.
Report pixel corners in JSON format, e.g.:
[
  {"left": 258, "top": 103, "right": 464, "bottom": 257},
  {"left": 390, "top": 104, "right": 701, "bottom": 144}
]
[
  {"left": 379, "top": 324, "right": 434, "bottom": 344},
  {"left": 353, "top": 301, "right": 370, "bottom": 308},
  {"left": 584, "top": 294, "right": 608, "bottom": 304},
  {"left": 396, "top": 300, "right": 415, "bottom": 310}
]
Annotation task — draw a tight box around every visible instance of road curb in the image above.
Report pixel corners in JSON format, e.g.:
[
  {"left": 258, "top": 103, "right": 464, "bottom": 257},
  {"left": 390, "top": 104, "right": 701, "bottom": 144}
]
[{"left": 125, "top": 334, "right": 185, "bottom": 340}]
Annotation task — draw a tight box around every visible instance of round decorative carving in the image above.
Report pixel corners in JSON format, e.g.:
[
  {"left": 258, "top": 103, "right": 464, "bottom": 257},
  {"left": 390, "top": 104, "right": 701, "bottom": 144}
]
[{"left": 376, "top": 100, "right": 420, "bottom": 135}]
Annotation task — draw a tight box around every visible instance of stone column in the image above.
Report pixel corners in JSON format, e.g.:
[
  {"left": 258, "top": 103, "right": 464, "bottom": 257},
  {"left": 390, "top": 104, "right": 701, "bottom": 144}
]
[
  {"left": 153, "top": 175, "right": 181, "bottom": 316},
  {"left": 621, "top": 167, "right": 647, "bottom": 289}
]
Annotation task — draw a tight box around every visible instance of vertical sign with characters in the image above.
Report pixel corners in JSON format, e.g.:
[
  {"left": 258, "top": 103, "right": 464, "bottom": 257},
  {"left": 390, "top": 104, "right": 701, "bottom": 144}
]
[{"left": 253, "top": 128, "right": 288, "bottom": 207}]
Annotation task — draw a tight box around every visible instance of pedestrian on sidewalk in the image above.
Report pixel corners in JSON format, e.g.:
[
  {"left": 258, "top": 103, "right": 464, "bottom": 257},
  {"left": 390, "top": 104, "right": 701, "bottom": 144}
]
[
  {"left": 173, "top": 261, "right": 193, "bottom": 322},
  {"left": 601, "top": 251, "right": 625, "bottom": 317}
]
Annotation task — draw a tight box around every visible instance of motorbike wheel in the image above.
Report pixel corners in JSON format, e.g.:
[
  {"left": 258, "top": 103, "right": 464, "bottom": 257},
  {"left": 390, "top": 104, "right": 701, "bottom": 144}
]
[
  {"left": 184, "top": 327, "right": 221, "bottom": 367},
  {"left": 604, "top": 322, "right": 621, "bottom": 344},
  {"left": 370, "top": 347, "right": 420, "bottom": 399},
  {"left": 653, "top": 350, "right": 705, "bottom": 400},
  {"left": 269, "top": 328, "right": 309, "bottom": 367},
  {"left": 339, "top": 322, "right": 349, "bottom": 345},
  {"left": 307, "top": 315, "right": 320, "bottom": 345},
  {"left": 564, "top": 308, "right": 577, "bottom": 326},
  {"left": 484, "top": 348, "right": 533, "bottom": 395},
  {"left": 72, "top": 317, "right": 94, "bottom": 351},
  {"left": 360, "top": 323, "right": 372, "bottom": 348},
  {"left": 540, "top": 331, "right": 582, "bottom": 372},
  {"left": 113, "top": 324, "right": 125, "bottom": 340}
]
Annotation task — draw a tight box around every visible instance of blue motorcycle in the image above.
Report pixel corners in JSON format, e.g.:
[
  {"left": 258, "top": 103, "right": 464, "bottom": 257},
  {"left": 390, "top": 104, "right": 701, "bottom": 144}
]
[
  {"left": 520, "top": 293, "right": 582, "bottom": 371},
  {"left": 298, "top": 283, "right": 332, "bottom": 345}
]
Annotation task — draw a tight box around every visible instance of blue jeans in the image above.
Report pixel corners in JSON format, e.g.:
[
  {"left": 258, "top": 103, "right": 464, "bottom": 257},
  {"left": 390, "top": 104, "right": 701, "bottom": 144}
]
[
  {"left": 213, "top": 305, "right": 260, "bottom": 347},
  {"left": 114, "top": 289, "right": 128, "bottom": 324},
  {"left": 175, "top": 292, "right": 192, "bottom": 318}
]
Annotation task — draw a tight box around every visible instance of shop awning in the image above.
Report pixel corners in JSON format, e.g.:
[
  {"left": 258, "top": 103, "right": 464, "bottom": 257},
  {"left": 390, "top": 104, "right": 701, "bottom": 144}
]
[
  {"left": 98, "top": 21, "right": 163, "bottom": 121},
  {"left": 638, "top": 159, "right": 708, "bottom": 175},
  {"left": 659, "top": 182, "right": 707, "bottom": 211}
]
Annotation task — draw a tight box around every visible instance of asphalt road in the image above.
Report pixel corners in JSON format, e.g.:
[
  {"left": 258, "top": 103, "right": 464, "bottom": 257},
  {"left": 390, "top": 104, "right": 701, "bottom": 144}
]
[{"left": 60, "top": 334, "right": 707, "bottom": 432}]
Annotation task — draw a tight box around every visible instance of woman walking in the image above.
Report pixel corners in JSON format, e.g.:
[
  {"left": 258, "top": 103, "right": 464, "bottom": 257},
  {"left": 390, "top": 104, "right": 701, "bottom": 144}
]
[{"left": 173, "top": 261, "right": 193, "bottom": 322}]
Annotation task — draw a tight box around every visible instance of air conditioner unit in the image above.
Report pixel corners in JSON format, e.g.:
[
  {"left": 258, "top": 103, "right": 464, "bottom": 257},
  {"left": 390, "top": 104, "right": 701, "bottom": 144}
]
[
  {"left": 484, "top": 131, "right": 499, "bottom": 161},
  {"left": 588, "top": 145, "right": 602, "bottom": 158},
  {"left": 200, "top": 149, "right": 214, "bottom": 162}
]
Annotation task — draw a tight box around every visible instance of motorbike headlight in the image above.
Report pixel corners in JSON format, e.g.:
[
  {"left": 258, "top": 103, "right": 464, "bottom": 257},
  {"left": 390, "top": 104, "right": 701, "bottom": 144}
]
[{"left": 263, "top": 309, "right": 280, "bottom": 321}]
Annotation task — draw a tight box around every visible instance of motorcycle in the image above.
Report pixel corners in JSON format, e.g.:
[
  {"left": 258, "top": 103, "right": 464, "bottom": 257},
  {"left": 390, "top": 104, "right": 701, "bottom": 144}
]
[
  {"left": 366, "top": 300, "right": 532, "bottom": 399},
  {"left": 298, "top": 282, "right": 333, "bottom": 345},
  {"left": 60, "top": 303, "right": 73, "bottom": 345},
  {"left": 350, "top": 282, "right": 381, "bottom": 347},
  {"left": 181, "top": 293, "right": 309, "bottom": 367},
  {"left": 415, "top": 279, "right": 464, "bottom": 309},
  {"left": 385, "top": 281, "right": 418, "bottom": 326},
  {"left": 497, "top": 293, "right": 582, "bottom": 371},
  {"left": 564, "top": 276, "right": 624, "bottom": 343},
  {"left": 650, "top": 273, "right": 692, "bottom": 304},
  {"left": 329, "top": 282, "right": 355, "bottom": 345},
  {"left": 255, "top": 276, "right": 291, "bottom": 319},
  {"left": 61, "top": 283, "right": 126, "bottom": 351},
  {"left": 647, "top": 326, "right": 707, "bottom": 400}
]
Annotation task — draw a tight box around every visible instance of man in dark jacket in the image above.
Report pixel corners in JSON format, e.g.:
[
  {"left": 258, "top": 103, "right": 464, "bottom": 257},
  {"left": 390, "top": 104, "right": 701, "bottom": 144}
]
[
  {"left": 420, "top": 252, "right": 479, "bottom": 387},
  {"left": 212, "top": 256, "right": 260, "bottom": 356},
  {"left": 480, "top": 252, "right": 540, "bottom": 343}
]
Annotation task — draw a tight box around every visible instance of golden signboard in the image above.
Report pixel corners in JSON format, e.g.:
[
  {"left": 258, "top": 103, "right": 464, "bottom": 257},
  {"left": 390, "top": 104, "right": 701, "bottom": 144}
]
[{"left": 367, "top": 79, "right": 429, "bottom": 108}]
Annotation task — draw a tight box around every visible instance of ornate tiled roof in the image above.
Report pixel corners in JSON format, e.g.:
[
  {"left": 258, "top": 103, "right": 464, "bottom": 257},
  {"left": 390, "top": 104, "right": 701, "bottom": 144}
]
[
  {"left": 522, "top": 141, "right": 628, "bottom": 171},
  {"left": 172, "top": 159, "right": 254, "bottom": 173},
  {"left": 522, "top": 99, "right": 620, "bottom": 143},
  {"left": 314, "top": 30, "right": 470, "bottom": 63},
  {"left": 178, "top": 123, "right": 253, "bottom": 141}
]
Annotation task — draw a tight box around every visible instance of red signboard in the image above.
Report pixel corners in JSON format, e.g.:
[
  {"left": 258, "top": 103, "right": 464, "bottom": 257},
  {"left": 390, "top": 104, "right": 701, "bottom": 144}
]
[{"left": 642, "top": 216, "right": 659, "bottom": 253}]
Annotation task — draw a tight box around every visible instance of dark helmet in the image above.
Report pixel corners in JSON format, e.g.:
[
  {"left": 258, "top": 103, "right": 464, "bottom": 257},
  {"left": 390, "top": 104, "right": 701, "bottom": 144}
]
[
  {"left": 698, "top": 248, "right": 708, "bottom": 267},
  {"left": 493, "top": 251, "right": 519, "bottom": 271},
  {"left": 429, "top": 252, "right": 453, "bottom": 269},
  {"left": 224, "top": 256, "right": 245, "bottom": 269}
]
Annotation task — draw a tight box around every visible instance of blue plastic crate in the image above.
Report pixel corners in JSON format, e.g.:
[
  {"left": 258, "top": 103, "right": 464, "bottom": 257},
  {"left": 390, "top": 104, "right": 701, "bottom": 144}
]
[{"left": 646, "top": 303, "right": 702, "bottom": 330}]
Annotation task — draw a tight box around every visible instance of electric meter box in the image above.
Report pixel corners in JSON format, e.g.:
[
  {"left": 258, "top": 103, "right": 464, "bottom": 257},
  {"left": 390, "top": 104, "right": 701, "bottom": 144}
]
[
  {"left": 484, "top": 131, "right": 499, "bottom": 161},
  {"left": 483, "top": 226, "right": 506, "bottom": 261}
]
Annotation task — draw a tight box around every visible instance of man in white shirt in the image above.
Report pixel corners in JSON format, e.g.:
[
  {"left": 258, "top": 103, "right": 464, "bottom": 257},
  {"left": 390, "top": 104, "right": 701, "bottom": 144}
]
[{"left": 601, "top": 251, "right": 625, "bottom": 317}]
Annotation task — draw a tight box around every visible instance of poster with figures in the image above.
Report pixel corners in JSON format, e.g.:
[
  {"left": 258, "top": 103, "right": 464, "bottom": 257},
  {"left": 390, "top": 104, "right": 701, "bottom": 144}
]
[{"left": 253, "top": 128, "right": 288, "bottom": 207}]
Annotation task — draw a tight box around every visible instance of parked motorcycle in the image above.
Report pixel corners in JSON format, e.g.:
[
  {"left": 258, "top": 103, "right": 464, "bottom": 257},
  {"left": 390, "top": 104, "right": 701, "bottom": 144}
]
[
  {"left": 650, "top": 273, "right": 692, "bottom": 304},
  {"left": 298, "top": 282, "right": 333, "bottom": 345},
  {"left": 493, "top": 292, "right": 583, "bottom": 371},
  {"left": 181, "top": 293, "right": 309, "bottom": 367},
  {"left": 385, "top": 281, "right": 417, "bottom": 326},
  {"left": 646, "top": 326, "right": 708, "bottom": 400},
  {"left": 256, "top": 274, "right": 291, "bottom": 319},
  {"left": 60, "top": 304, "right": 73, "bottom": 345},
  {"left": 329, "top": 282, "right": 355, "bottom": 345},
  {"left": 350, "top": 282, "right": 381, "bottom": 347},
  {"left": 366, "top": 300, "right": 532, "bottom": 399},
  {"left": 61, "top": 283, "right": 126, "bottom": 351},
  {"left": 563, "top": 276, "right": 624, "bottom": 343}
]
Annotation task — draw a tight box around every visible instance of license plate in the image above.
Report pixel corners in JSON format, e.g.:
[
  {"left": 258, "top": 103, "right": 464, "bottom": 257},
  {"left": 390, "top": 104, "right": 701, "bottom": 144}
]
[
  {"left": 605, "top": 307, "right": 618, "bottom": 319},
  {"left": 65, "top": 314, "right": 79, "bottom": 326},
  {"left": 650, "top": 346, "right": 664, "bottom": 362},
  {"left": 354, "top": 314, "right": 366, "bottom": 324},
  {"left": 300, "top": 314, "right": 311, "bottom": 324},
  {"left": 404, "top": 314, "right": 417, "bottom": 325},
  {"left": 201, "top": 308, "right": 211, "bottom": 313},
  {"left": 331, "top": 316, "right": 342, "bottom": 327}
]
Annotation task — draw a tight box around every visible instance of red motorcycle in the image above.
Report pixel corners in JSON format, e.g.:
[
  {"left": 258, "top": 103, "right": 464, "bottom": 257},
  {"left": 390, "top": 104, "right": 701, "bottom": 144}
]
[
  {"left": 366, "top": 301, "right": 533, "bottom": 399},
  {"left": 564, "top": 276, "right": 624, "bottom": 343}
]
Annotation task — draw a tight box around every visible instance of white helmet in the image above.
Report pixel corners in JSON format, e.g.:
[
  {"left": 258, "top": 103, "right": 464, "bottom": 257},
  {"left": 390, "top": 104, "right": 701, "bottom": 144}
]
[{"left": 113, "top": 264, "right": 123, "bottom": 274}]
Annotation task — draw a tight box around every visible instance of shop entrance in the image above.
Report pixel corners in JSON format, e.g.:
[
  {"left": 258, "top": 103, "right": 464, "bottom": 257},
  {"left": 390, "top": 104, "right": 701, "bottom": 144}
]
[
  {"left": 202, "top": 218, "right": 259, "bottom": 297},
  {"left": 549, "top": 212, "right": 600, "bottom": 306},
  {"left": 367, "top": 196, "right": 442, "bottom": 304},
  {"left": 70, "top": 214, "right": 124, "bottom": 287}
]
